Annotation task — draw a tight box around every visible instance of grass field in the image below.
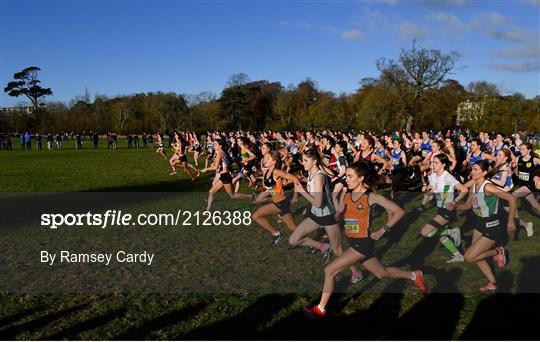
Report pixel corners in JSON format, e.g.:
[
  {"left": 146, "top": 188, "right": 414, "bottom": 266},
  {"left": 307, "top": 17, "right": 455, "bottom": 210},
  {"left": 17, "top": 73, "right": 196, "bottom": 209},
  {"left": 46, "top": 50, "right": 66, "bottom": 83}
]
[{"left": 0, "top": 143, "right": 539, "bottom": 340}]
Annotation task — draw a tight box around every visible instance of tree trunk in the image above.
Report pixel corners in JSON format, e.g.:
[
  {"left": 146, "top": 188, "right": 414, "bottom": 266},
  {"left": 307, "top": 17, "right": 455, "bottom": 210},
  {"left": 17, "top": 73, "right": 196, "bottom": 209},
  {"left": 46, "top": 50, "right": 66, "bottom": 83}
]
[{"left": 405, "top": 115, "right": 414, "bottom": 132}]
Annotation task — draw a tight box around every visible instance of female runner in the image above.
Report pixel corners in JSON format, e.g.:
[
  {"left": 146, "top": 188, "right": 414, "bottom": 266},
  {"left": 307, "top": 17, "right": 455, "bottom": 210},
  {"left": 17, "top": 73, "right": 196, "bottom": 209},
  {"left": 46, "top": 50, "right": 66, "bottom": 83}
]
[
  {"left": 303, "top": 161, "right": 427, "bottom": 319},
  {"left": 455, "top": 160, "right": 517, "bottom": 293},
  {"left": 511, "top": 142, "right": 540, "bottom": 237},
  {"left": 155, "top": 132, "right": 167, "bottom": 160},
  {"left": 420, "top": 154, "right": 468, "bottom": 263},
  {"left": 289, "top": 149, "right": 343, "bottom": 265},
  {"left": 201, "top": 139, "right": 253, "bottom": 211},
  {"left": 252, "top": 150, "right": 299, "bottom": 245},
  {"left": 389, "top": 138, "right": 408, "bottom": 201}
]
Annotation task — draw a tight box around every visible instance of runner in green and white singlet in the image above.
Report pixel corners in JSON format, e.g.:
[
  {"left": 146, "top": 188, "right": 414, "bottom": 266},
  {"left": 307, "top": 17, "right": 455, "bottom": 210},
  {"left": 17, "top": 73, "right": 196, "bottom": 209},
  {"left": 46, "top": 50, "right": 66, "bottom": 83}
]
[
  {"left": 420, "top": 154, "right": 468, "bottom": 263},
  {"left": 455, "top": 160, "right": 517, "bottom": 293}
]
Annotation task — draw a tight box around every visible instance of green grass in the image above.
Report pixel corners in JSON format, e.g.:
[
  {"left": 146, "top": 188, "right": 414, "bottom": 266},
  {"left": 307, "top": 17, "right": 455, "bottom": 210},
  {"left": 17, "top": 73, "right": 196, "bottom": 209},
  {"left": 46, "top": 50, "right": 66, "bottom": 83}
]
[{"left": 0, "top": 146, "right": 539, "bottom": 340}]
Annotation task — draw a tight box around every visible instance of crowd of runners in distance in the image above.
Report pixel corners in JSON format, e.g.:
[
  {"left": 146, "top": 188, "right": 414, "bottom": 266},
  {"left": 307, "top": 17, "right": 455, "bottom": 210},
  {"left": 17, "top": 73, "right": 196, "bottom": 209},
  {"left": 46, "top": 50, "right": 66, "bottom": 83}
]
[{"left": 159, "top": 128, "right": 539, "bottom": 318}]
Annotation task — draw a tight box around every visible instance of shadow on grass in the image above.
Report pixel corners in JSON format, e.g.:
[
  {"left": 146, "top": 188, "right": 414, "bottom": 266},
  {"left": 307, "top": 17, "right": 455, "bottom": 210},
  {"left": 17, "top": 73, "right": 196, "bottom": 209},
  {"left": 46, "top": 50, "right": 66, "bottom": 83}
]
[
  {"left": 460, "top": 257, "right": 540, "bottom": 340},
  {"left": 259, "top": 266, "right": 465, "bottom": 339},
  {"left": 0, "top": 305, "right": 44, "bottom": 329},
  {"left": 259, "top": 279, "right": 406, "bottom": 339},
  {"left": 376, "top": 203, "right": 424, "bottom": 260},
  {"left": 177, "top": 295, "right": 297, "bottom": 340},
  {"left": 44, "top": 307, "right": 127, "bottom": 340},
  {"left": 395, "top": 267, "right": 464, "bottom": 339},
  {"left": 114, "top": 303, "right": 206, "bottom": 340},
  {"left": 0, "top": 302, "right": 90, "bottom": 339}
]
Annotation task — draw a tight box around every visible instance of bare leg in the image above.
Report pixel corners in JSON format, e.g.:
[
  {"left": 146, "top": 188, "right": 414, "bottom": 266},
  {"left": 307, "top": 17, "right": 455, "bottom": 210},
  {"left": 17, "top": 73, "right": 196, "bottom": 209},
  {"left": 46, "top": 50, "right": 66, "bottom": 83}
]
[
  {"left": 207, "top": 181, "right": 224, "bottom": 211},
  {"left": 289, "top": 218, "right": 326, "bottom": 249},
  {"left": 464, "top": 230, "right": 497, "bottom": 284},
  {"left": 281, "top": 213, "right": 297, "bottom": 231},
  {"left": 319, "top": 248, "right": 366, "bottom": 308},
  {"left": 253, "top": 203, "right": 282, "bottom": 234},
  {"left": 223, "top": 183, "right": 252, "bottom": 200}
]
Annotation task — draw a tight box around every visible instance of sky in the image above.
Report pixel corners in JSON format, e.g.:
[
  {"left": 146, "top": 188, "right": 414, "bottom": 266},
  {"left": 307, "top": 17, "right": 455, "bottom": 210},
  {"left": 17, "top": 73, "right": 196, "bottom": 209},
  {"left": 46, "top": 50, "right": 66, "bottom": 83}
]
[{"left": 1, "top": 0, "right": 539, "bottom": 107}]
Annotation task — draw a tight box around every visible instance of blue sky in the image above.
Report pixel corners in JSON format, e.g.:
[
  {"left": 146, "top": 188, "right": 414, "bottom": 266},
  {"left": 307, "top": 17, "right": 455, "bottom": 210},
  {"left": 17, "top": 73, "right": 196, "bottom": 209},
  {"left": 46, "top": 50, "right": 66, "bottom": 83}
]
[{"left": 1, "top": 0, "right": 539, "bottom": 107}]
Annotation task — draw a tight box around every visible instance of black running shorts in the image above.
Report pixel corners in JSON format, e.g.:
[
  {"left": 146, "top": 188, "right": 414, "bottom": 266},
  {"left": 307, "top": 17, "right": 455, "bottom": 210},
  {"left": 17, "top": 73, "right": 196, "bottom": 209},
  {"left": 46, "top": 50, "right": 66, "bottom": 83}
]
[{"left": 347, "top": 237, "right": 375, "bottom": 260}]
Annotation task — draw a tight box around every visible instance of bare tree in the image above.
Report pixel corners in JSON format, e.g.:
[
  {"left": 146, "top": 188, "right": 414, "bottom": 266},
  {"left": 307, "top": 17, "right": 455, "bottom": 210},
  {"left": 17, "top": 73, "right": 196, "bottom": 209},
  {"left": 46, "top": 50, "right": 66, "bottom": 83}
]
[
  {"left": 119, "top": 103, "right": 131, "bottom": 134},
  {"left": 226, "top": 73, "right": 250, "bottom": 88},
  {"left": 376, "top": 40, "right": 461, "bottom": 130},
  {"left": 401, "top": 40, "right": 460, "bottom": 98}
]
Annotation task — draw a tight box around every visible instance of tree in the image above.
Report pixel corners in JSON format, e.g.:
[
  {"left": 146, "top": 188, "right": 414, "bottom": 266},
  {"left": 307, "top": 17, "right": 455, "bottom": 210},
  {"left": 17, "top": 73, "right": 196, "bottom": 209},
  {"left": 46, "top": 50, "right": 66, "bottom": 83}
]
[
  {"left": 376, "top": 40, "right": 460, "bottom": 130},
  {"left": 360, "top": 84, "right": 401, "bottom": 132},
  {"left": 400, "top": 40, "right": 460, "bottom": 98},
  {"left": 4, "top": 66, "right": 53, "bottom": 110},
  {"left": 466, "top": 81, "right": 500, "bottom": 100},
  {"left": 226, "top": 73, "right": 250, "bottom": 88},
  {"left": 274, "top": 90, "right": 295, "bottom": 128}
]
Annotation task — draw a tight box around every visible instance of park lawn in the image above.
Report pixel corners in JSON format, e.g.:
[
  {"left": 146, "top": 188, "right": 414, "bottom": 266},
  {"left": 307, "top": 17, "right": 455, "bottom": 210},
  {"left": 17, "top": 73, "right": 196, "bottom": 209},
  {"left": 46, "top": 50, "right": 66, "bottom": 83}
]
[{"left": 0, "top": 146, "right": 538, "bottom": 340}]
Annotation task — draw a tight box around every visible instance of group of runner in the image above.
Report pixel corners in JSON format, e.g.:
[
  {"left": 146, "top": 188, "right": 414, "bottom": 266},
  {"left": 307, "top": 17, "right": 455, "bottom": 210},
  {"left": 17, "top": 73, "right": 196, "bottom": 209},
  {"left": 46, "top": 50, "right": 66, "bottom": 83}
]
[{"left": 155, "top": 129, "right": 539, "bottom": 318}]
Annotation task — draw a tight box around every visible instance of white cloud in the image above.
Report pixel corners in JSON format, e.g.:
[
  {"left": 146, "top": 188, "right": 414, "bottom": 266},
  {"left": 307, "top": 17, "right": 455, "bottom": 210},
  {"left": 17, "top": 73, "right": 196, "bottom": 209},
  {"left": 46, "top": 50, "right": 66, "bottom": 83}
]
[
  {"left": 415, "top": 0, "right": 467, "bottom": 9},
  {"left": 426, "top": 11, "right": 470, "bottom": 36},
  {"left": 278, "top": 20, "right": 340, "bottom": 34},
  {"left": 278, "top": 20, "right": 314, "bottom": 29},
  {"left": 350, "top": 10, "right": 391, "bottom": 32},
  {"left": 320, "top": 24, "right": 338, "bottom": 33},
  {"left": 495, "top": 44, "right": 540, "bottom": 58},
  {"left": 379, "top": 0, "right": 399, "bottom": 5},
  {"left": 396, "top": 20, "right": 428, "bottom": 40},
  {"left": 471, "top": 12, "right": 511, "bottom": 29},
  {"left": 487, "top": 61, "right": 540, "bottom": 72},
  {"left": 341, "top": 30, "right": 366, "bottom": 41},
  {"left": 488, "top": 27, "right": 531, "bottom": 42}
]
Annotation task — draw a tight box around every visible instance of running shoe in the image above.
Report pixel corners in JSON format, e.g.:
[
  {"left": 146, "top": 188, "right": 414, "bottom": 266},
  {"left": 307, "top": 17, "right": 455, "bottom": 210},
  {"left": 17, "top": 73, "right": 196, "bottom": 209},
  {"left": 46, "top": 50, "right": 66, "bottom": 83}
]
[
  {"left": 251, "top": 192, "right": 258, "bottom": 200},
  {"left": 480, "top": 282, "right": 497, "bottom": 293},
  {"left": 305, "top": 246, "right": 319, "bottom": 255},
  {"left": 351, "top": 270, "right": 363, "bottom": 284},
  {"left": 415, "top": 204, "right": 429, "bottom": 213},
  {"left": 448, "top": 228, "right": 461, "bottom": 247},
  {"left": 525, "top": 222, "right": 534, "bottom": 238},
  {"left": 493, "top": 247, "right": 507, "bottom": 268},
  {"left": 321, "top": 244, "right": 332, "bottom": 265},
  {"left": 412, "top": 270, "right": 427, "bottom": 293},
  {"left": 270, "top": 232, "right": 284, "bottom": 246},
  {"left": 303, "top": 305, "right": 326, "bottom": 319},
  {"left": 446, "top": 254, "right": 464, "bottom": 263}
]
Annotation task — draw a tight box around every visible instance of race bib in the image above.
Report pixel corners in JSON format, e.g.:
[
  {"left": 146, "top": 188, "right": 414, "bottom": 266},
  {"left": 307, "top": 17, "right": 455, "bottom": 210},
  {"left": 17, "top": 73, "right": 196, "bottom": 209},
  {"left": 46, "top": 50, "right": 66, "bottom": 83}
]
[
  {"left": 486, "top": 219, "right": 500, "bottom": 228},
  {"left": 519, "top": 172, "right": 530, "bottom": 181},
  {"left": 422, "top": 150, "right": 429, "bottom": 158},
  {"left": 344, "top": 218, "right": 360, "bottom": 234},
  {"left": 473, "top": 207, "right": 483, "bottom": 217}
]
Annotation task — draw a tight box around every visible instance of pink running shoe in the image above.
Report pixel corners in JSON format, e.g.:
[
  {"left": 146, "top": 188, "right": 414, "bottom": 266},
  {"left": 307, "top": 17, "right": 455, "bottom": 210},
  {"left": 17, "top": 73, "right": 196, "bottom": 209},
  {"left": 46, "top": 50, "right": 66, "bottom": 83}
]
[
  {"left": 493, "top": 247, "right": 507, "bottom": 268},
  {"left": 480, "top": 282, "right": 497, "bottom": 293}
]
